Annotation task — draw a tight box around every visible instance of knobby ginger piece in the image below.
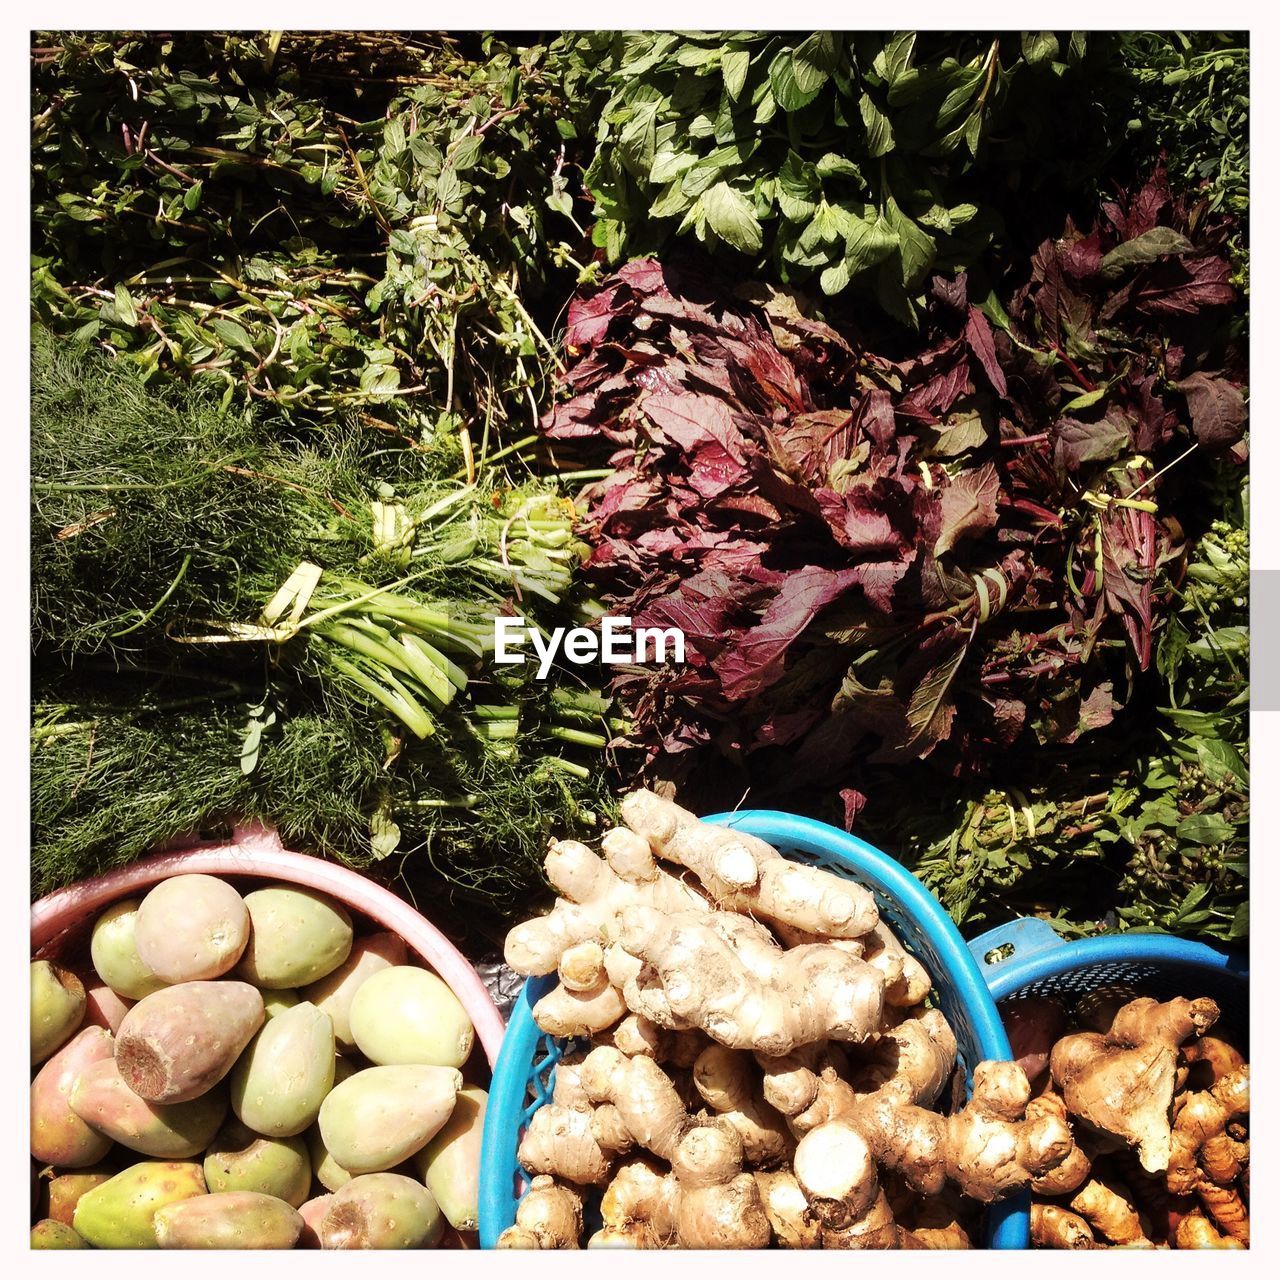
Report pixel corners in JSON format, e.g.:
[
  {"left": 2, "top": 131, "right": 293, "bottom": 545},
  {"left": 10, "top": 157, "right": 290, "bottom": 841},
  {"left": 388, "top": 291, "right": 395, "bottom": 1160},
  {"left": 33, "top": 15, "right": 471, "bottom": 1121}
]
[
  {"left": 1069, "top": 1175, "right": 1151, "bottom": 1247},
  {"left": 753, "top": 1169, "right": 821, "bottom": 1248},
  {"left": 496, "top": 1176, "right": 583, "bottom": 1249},
  {"left": 671, "top": 1121, "right": 771, "bottom": 1249},
  {"left": 793, "top": 1121, "right": 920, "bottom": 1249},
  {"left": 505, "top": 833, "right": 706, "bottom": 977},
  {"left": 613, "top": 906, "right": 883, "bottom": 1055},
  {"left": 621, "top": 790, "right": 878, "bottom": 939},
  {"left": 692, "top": 1044, "right": 793, "bottom": 1167},
  {"left": 1051, "top": 996, "right": 1219, "bottom": 1173},
  {"left": 589, "top": 1157, "right": 679, "bottom": 1248},
  {"left": 1031, "top": 1203, "right": 1097, "bottom": 1249},
  {"left": 1167, "top": 1064, "right": 1249, "bottom": 1193}
]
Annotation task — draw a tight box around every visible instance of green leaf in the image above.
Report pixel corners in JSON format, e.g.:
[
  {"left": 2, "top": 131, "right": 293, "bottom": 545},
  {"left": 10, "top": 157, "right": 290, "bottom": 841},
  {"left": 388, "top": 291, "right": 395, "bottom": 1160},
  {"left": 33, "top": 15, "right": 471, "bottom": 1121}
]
[
  {"left": 1061, "top": 385, "right": 1108, "bottom": 412},
  {"left": 769, "top": 52, "right": 822, "bottom": 112},
  {"left": 722, "top": 48, "right": 750, "bottom": 100},
  {"left": 113, "top": 284, "right": 139, "bottom": 328},
  {"left": 843, "top": 211, "right": 899, "bottom": 276},
  {"left": 382, "top": 117, "right": 407, "bottom": 157},
  {"left": 617, "top": 102, "right": 658, "bottom": 178},
  {"left": 884, "top": 197, "right": 936, "bottom": 287},
  {"left": 1100, "top": 227, "right": 1195, "bottom": 278},
  {"left": 1177, "top": 813, "right": 1235, "bottom": 846},
  {"left": 791, "top": 32, "right": 840, "bottom": 94},
  {"left": 816, "top": 153, "right": 863, "bottom": 181},
  {"left": 859, "top": 94, "right": 896, "bottom": 157},
  {"left": 182, "top": 180, "right": 204, "bottom": 211},
  {"left": 872, "top": 33, "right": 916, "bottom": 85},
  {"left": 359, "top": 362, "right": 401, "bottom": 397},
  {"left": 702, "top": 182, "right": 763, "bottom": 253},
  {"left": 370, "top": 797, "right": 402, "bottom": 860},
  {"left": 775, "top": 150, "right": 820, "bottom": 222},
  {"left": 820, "top": 259, "right": 850, "bottom": 295},
  {"left": 1020, "top": 32, "right": 1060, "bottom": 65},
  {"left": 449, "top": 133, "right": 484, "bottom": 171},
  {"left": 206, "top": 316, "right": 255, "bottom": 353}
]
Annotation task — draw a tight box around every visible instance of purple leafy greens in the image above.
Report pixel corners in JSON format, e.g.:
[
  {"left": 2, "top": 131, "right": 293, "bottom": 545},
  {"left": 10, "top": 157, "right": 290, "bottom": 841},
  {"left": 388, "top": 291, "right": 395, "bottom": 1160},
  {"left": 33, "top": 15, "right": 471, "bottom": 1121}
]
[{"left": 545, "top": 170, "right": 1246, "bottom": 811}]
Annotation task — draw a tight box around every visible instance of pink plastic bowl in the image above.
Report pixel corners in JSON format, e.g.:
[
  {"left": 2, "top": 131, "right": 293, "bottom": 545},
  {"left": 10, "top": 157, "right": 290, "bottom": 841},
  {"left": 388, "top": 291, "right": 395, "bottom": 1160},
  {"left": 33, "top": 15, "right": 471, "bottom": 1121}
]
[{"left": 30, "top": 823, "right": 506, "bottom": 1070}]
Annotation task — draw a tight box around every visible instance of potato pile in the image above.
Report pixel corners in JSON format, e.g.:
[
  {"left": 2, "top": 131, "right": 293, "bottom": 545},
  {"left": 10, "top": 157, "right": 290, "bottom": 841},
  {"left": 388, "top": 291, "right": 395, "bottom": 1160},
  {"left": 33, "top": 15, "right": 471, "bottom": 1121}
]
[
  {"left": 497, "top": 791, "right": 1096, "bottom": 1249},
  {"left": 1004, "top": 991, "right": 1250, "bottom": 1250},
  {"left": 31, "top": 873, "right": 487, "bottom": 1249}
]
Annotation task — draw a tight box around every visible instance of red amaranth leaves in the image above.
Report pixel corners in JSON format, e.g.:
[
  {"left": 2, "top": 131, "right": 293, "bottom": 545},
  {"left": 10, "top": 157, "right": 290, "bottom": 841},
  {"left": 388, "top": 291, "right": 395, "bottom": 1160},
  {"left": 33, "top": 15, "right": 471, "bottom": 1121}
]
[{"left": 545, "top": 170, "right": 1245, "bottom": 806}]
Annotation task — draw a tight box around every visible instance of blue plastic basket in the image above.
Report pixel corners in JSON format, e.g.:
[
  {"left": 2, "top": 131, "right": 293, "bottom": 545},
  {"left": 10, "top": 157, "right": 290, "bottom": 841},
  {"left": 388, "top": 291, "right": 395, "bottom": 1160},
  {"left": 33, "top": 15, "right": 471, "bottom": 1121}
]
[
  {"left": 969, "top": 916, "right": 1249, "bottom": 1245},
  {"left": 969, "top": 917, "right": 1249, "bottom": 1037},
  {"left": 479, "top": 810, "right": 1026, "bottom": 1249}
]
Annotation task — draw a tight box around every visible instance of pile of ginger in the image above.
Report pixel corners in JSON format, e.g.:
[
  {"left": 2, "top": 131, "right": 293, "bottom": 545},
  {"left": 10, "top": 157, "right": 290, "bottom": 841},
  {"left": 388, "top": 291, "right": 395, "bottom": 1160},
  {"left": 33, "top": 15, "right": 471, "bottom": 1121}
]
[
  {"left": 1005, "top": 989, "right": 1249, "bottom": 1250},
  {"left": 496, "top": 792, "right": 1078, "bottom": 1248},
  {"left": 497, "top": 791, "right": 1248, "bottom": 1249}
]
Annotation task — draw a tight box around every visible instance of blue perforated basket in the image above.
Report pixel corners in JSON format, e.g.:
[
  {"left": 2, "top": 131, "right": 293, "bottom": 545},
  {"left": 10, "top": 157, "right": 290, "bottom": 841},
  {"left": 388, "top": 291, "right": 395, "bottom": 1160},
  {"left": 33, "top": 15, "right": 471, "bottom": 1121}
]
[
  {"left": 479, "top": 810, "right": 1026, "bottom": 1249},
  {"left": 969, "top": 917, "right": 1249, "bottom": 1036},
  {"left": 969, "top": 917, "right": 1249, "bottom": 1244}
]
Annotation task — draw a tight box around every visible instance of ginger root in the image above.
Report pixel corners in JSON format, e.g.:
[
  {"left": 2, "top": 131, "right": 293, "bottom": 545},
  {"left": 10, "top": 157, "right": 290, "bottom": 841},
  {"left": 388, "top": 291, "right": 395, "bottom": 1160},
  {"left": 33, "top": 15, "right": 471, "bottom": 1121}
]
[
  {"left": 579, "top": 1045, "right": 690, "bottom": 1164},
  {"left": 590, "top": 1157, "right": 679, "bottom": 1248},
  {"left": 669, "top": 1121, "right": 772, "bottom": 1249},
  {"left": 497, "top": 1176, "right": 584, "bottom": 1249},
  {"left": 1069, "top": 1175, "right": 1151, "bottom": 1246},
  {"left": 614, "top": 906, "right": 884, "bottom": 1055},
  {"left": 1167, "top": 1065, "right": 1249, "bottom": 1194},
  {"left": 1175, "top": 1210, "right": 1245, "bottom": 1250},
  {"left": 753, "top": 1169, "right": 821, "bottom": 1248},
  {"left": 506, "top": 833, "right": 706, "bottom": 977},
  {"left": 1051, "top": 996, "right": 1219, "bottom": 1173},
  {"left": 621, "top": 790, "right": 878, "bottom": 939},
  {"left": 532, "top": 973, "right": 626, "bottom": 1038},
  {"left": 793, "top": 1121, "right": 921, "bottom": 1249},
  {"left": 692, "top": 1043, "right": 793, "bottom": 1167},
  {"left": 1031, "top": 1203, "right": 1096, "bottom": 1249},
  {"left": 1025, "top": 1091, "right": 1091, "bottom": 1196}
]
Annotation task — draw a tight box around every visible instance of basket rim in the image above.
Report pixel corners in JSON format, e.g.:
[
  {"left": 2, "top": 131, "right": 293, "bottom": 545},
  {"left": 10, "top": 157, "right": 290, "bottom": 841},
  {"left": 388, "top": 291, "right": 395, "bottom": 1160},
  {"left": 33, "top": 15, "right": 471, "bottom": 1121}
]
[{"left": 983, "top": 932, "right": 1249, "bottom": 1003}]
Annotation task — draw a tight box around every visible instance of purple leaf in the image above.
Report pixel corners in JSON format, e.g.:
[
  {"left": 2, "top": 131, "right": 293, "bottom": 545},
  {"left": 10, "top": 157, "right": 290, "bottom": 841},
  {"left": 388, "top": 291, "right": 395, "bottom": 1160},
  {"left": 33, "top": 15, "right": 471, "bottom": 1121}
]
[{"left": 965, "top": 306, "right": 1008, "bottom": 397}]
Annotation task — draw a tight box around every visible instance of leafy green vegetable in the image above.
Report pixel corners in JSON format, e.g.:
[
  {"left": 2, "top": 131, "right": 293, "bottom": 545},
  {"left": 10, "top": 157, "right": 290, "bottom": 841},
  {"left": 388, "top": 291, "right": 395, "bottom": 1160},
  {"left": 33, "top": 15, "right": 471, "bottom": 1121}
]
[
  {"left": 885, "top": 471, "right": 1248, "bottom": 942},
  {"left": 31, "top": 31, "right": 595, "bottom": 443},
  {"left": 569, "top": 31, "right": 1105, "bottom": 323},
  {"left": 31, "top": 328, "right": 617, "bottom": 911},
  {"left": 1111, "top": 33, "right": 1248, "bottom": 270}
]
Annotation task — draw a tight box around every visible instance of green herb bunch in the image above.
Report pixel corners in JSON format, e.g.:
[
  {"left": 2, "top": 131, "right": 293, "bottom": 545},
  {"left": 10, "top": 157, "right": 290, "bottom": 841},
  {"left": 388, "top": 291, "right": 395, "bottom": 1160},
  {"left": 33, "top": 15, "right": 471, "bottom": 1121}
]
[
  {"left": 31, "top": 31, "right": 594, "bottom": 443},
  {"left": 32, "top": 329, "right": 618, "bottom": 909},
  {"left": 1112, "top": 33, "right": 1248, "bottom": 270},
  {"left": 570, "top": 31, "right": 1106, "bottom": 324}
]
